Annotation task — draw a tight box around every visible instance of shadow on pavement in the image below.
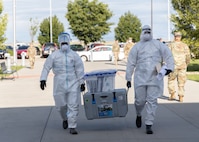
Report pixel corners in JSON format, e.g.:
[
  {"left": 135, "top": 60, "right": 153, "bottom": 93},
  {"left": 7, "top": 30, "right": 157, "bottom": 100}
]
[{"left": 0, "top": 103, "right": 199, "bottom": 142}]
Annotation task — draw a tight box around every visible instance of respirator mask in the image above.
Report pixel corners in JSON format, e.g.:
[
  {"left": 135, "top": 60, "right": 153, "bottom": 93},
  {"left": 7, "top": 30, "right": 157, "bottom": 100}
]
[{"left": 61, "top": 43, "right": 69, "bottom": 52}]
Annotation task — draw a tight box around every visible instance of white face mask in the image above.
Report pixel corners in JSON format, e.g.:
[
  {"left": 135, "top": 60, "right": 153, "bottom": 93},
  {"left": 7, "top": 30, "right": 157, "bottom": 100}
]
[
  {"left": 61, "top": 45, "right": 69, "bottom": 52},
  {"left": 142, "top": 34, "right": 152, "bottom": 41},
  {"left": 140, "top": 31, "right": 152, "bottom": 41}
]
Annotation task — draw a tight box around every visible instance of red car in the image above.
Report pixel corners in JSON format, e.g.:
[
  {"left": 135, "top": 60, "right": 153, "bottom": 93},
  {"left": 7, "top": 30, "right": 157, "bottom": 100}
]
[{"left": 17, "top": 45, "right": 29, "bottom": 59}]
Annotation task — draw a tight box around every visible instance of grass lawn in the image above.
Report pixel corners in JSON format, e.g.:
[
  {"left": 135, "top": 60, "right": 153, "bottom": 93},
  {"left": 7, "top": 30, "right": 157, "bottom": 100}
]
[
  {"left": 1, "top": 60, "right": 199, "bottom": 82},
  {"left": 187, "top": 74, "right": 199, "bottom": 82},
  {"left": 0, "top": 65, "right": 23, "bottom": 78},
  {"left": 187, "top": 59, "right": 199, "bottom": 82}
]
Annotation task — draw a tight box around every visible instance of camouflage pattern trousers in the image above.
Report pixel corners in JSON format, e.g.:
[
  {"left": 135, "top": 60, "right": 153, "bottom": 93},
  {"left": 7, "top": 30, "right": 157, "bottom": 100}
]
[
  {"left": 168, "top": 68, "right": 187, "bottom": 96},
  {"left": 29, "top": 56, "right": 35, "bottom": 69},
  {"left": 113, "top": 52, "right": 119, "bottom": 65}
]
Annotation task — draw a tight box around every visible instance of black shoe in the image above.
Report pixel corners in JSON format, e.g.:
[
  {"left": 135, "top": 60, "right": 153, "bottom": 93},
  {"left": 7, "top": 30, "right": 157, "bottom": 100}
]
[
  {"left": 63, "top": 120, "right": 68, "bottom": 129},
  {"left": 70, "top": 128, "right": 78, "bottom": 135},
  {"left": 146, "top": 125, "right": 153, "bottom": 134},
  {"left": 136, "top": 116, "right": 142, "bottom": 128}
]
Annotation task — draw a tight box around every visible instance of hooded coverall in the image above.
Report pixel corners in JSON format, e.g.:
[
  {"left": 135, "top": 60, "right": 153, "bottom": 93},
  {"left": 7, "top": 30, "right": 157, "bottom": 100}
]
[
  {"left": 40, "top": 49, "right": 84, "bottom": 128},
  {"left": 126, "top": 39, "right": 174, "bottom": 125}
]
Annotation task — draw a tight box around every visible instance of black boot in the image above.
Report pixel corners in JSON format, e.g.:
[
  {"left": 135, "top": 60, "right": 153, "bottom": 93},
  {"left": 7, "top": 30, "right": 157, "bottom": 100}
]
[
  {"left": 146, "top": 125, "right": 153, "bottom": 134},
  {"left": 63, "top": 120, "right": 68, "bottom": 129},
  {"left": 70, "top": 128, "right": 78, "bottom": 135},
  {"left": 136, "top": 116, "right": 142, "bottom": 128}
]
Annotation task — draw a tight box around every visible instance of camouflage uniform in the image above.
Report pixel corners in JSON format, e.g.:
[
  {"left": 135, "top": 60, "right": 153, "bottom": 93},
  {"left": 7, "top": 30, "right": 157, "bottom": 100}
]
[
  {"left": 124, "top": 38, "right": 134, "bottom": 60},
  {"left": 112, "top": 40, "right": 120, "bottom": 65},
  {"left": 27, "top": 44, "right": 36, "bottom": 69},
  {"left": 168, "top": 35, "right": 190, "bottom": 102}
]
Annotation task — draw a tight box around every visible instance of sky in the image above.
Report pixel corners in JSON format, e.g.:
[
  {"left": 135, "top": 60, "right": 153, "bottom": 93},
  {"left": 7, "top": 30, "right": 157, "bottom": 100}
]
[{"left": 2, "top": 0, "right": 174, "bottom": 44}]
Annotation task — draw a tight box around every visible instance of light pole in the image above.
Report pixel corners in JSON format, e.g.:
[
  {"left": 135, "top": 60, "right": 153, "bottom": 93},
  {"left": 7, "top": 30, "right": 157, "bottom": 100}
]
[
  {"left": 151, "top": 0, "right": 153, "bottom": 33},
  {"left": 168, "top": 0, "right": 171, "bottom": 41},
  {"left": 50, "top": 0, "right": 52, "bottom": 43},
  {"left": 13, "top": 0, "right": 17, "bottom": 65}
]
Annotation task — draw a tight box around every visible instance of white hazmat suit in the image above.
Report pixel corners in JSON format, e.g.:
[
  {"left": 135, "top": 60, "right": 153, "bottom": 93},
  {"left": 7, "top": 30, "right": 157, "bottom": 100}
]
[
  {"left": 126, "top": 25, "right": 174, "bottom": 132},
  {"left": 40, "top": 33, "right": 85, "bottom": 130}
]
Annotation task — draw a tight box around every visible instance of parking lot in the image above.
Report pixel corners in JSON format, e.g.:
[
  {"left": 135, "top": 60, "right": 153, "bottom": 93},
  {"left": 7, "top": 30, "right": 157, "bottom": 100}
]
[{"left": 0, "top": 56, "right": 199, "bottom": 142}]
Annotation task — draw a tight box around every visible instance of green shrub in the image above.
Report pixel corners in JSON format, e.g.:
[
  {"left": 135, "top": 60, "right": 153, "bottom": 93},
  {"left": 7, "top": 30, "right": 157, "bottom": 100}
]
[
  {"left": 7, "top": 50, "right": 13, "bottom": 56},
  {"left": 187, "top": 59, "right": 199, "bottom": 72},
  {"left": 186, "top": 59, "right": 199, "bottom": 82}
]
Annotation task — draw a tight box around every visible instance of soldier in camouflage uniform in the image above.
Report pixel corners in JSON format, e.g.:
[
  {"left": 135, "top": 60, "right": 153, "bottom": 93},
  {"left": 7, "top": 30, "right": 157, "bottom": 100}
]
[
  {"left": 167, "top": 32, "right": 191, "bottom": 102},
  {"left": 124, "top": 37, "right": 135, "bottom": 60},
  {"left": 27, "top": 43, "right": 37, "bottom": 69},
  {"left": 112, "top": 40, "right": 120, "bottom": 65}
]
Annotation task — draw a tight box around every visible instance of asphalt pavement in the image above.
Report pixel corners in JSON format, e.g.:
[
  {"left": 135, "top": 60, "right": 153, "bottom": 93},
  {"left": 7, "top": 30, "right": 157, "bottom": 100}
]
[{"left": 0, "top": 56, "right": 199, "bottom": 142}]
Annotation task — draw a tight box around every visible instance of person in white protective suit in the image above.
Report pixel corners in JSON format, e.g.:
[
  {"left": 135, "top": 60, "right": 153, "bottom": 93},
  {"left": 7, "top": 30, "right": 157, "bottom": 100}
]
[
  {"left": 40, "top": 32, "right": 85, "bottom": 135},
  {"left": 125, "top": 25, "right": 174, "bottom": 134}
]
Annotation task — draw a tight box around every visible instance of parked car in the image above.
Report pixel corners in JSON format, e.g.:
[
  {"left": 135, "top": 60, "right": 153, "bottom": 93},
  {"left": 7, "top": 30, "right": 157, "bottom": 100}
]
[
  {"left": 34, "top": 46, "right": 41, "bottom": 55},
  {"left": 16, "top": 42, "right": 27, "bottom": 49},
  {"left": 77, "top": 45, "right": 124, "bottom": 62},
  {"left": 6, "top": 45, "right": 13, "bottom": 50},
  {"left": 17, "top": 45, "right": 41, "bottom": 59},
  {"left": 17, "top": 45, "right": 29, "bottom": 59},
  {"left": 88, "top": 43, "right": 105, "bottom": 50},
  {"left": 70, "top": 44, "right": 85, "bottom": 51},
  {"left": 42, "top": 42, "right": 57, "bottom": 58},
  {"left": 0, "top": 46, "right": 14, "bottom": 59},
  {"left": 0, "top": 49, "right": 6, "bottom": 59}
]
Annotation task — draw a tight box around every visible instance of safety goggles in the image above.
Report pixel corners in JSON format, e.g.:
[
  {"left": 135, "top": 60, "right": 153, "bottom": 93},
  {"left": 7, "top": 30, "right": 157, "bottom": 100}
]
[{"left": 61, "top": 42, "right": 69, "bottom": 45}]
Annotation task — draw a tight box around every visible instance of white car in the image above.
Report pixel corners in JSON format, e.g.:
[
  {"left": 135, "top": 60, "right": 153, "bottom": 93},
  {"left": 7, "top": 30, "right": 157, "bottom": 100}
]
[
  {"left": 77, "top": 45, "right": 112, "bottom": 62},
  {"left": 77, "top": 45, "right": 124, "bottom": 62}
]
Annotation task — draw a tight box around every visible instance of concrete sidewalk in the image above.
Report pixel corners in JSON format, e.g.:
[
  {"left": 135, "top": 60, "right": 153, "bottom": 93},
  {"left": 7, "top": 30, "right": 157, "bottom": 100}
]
[{"left": 0, "top": 57, "right": 199, "bottom": 142}]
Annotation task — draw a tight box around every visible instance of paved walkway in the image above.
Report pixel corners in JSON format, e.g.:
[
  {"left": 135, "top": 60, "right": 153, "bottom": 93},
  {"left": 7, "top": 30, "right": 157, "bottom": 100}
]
[{"left": 0, "top": 57, "right": 199, "bottom": 142}]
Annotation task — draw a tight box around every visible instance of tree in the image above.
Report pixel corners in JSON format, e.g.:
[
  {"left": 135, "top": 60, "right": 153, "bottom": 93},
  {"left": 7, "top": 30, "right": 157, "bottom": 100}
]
[
  {"left": 114, "top": 11, "right": 142, "bottom": 42},
  {"left": 171, "top": 0, "right": 199, "bottom": 58},
  {"left": 38, "top": 15, "right": 64, "bottom": 46},
  {"left": 0, "top": 0, "right": 8, "bottom": 48},
  {"left": 66, "top": 0, "right": 113, "bottom": 45},
  {"left": 29, "top": 18, "right": 39, "bottom": 43}
]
